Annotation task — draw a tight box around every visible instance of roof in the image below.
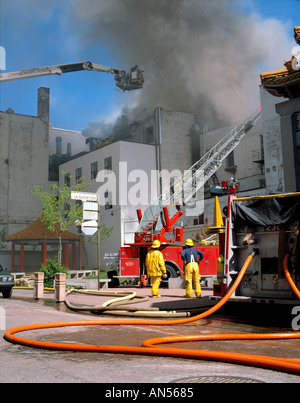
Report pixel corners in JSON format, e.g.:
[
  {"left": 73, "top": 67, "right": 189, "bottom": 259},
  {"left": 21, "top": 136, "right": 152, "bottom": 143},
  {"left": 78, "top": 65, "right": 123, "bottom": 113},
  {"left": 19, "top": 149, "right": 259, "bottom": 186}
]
[
  {"left": 295, "top": 26, "right": 300, "bottom": 45},
  {"left": 6, "top": 216, "right": 80, "bottom": 242},
  {"left": 260, "top": 26, "right": 300, "bottom": 99}
]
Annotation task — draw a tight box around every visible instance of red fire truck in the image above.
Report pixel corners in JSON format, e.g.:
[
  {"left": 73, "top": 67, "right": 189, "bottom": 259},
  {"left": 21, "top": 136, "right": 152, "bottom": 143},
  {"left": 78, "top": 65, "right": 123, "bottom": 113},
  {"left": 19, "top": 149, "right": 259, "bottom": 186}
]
[{"left": 120, "top": 205, "right": 219, "bottom": 283}]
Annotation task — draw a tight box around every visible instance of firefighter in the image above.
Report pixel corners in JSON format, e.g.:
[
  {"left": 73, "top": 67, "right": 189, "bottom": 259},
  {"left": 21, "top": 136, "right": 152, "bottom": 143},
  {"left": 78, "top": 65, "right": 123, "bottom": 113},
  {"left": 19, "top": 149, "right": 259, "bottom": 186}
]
[
  {"left": 181, "top": 239, "right": 204, "bottom": 298},
  {"left": 145, "top": 240, "right": 167, "bottom": 298}
]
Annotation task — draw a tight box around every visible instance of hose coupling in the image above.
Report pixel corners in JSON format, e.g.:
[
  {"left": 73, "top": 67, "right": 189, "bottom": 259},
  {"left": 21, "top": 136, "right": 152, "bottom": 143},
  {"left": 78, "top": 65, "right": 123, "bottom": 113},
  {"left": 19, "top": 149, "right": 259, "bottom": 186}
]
[{"left": 251, "top": 249, "right": 259, "bottom": 257}]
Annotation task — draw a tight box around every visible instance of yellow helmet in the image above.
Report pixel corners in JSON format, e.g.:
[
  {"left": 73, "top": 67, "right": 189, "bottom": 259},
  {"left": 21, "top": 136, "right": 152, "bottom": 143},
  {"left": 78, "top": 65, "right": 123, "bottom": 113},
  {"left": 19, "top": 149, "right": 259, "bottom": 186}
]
[
  {"left": 185, "top": 239, "right": 194, "bottom": 246},
  {"left": 152, "top": 240, "right": 161, "bottom": 248}
]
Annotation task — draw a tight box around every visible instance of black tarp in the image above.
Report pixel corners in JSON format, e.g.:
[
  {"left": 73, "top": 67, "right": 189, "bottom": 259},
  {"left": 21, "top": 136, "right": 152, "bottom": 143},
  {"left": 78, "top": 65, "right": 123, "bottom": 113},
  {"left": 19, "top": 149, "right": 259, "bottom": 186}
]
[{"left": 232, "top": 196, "right": 300, "bottom": 227}]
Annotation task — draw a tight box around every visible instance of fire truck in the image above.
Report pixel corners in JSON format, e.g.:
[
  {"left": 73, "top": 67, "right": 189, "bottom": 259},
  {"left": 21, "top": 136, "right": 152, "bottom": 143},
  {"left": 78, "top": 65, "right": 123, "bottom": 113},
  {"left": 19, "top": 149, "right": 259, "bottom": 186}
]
[
  {"left": 214, "top": 190, "right": 300, "bottom": 303},
  {"left": 120, "top": 206, "right": 220, "bottom": 284},
  {"left": 119, "top": 110, "right": 262, "bottom": 285}
]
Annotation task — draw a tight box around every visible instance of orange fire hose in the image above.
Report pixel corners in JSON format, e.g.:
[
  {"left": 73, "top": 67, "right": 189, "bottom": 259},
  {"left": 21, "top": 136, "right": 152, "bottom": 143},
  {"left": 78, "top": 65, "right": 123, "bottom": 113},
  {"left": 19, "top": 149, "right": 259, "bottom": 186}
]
[
  {"left": 4, "top": 252, "right": 300, "bottom": 375},
  {"left": 283, "top": 254, "right": 300, "bottom": 301}
]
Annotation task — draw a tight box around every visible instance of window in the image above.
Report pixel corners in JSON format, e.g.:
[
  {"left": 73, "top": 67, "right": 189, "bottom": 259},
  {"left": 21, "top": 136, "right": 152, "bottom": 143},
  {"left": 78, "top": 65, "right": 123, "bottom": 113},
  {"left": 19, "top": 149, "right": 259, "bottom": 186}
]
[
  {"left": 146, "top": 126, "right": 154, "bottom": 144},
  {"left": 63, "top": 202, "right": 70, "bottom": 218},
  {"left": 91, "top": 161, "right": 98, "bottom": 179},
  {"left": 295, "top": 112, "right": 300, "bottom": 131},
  {"left": 104, "top": 191, "right": 112, "bottom": 210},
  {"left": 75, "top": 167, "right": 82, "bottom": 184},
  {"left": 226, "top": 151, "right": 235, "bottom": 168},
  {"left": 104, "top": 156, "right": 112, "bottom": 173},
  {"left": 64, "top": 172, "right": 70, "bottom": 187}
]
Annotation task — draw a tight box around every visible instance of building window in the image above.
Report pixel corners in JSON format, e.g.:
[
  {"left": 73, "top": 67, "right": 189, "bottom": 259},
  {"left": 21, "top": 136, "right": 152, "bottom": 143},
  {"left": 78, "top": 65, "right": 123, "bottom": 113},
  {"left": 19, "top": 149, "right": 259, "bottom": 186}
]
[
  {"left": 146, "top": 126, "right": 154, "bottom": 143},
  {"left": 64, "top": 172, "right": 70, "bottom": 187},
  {"left": 75, "top": 167, "right": 82, "bottom": 184},
  {"left": 104, "top": 191, "right": 112, "bottom": 210},
  {"left": 104, "top": 156, "right": 112, "bottom": 173},
  {"left": 226, "top": 151, "right": 235, "bottom": 168},
  {"left": 64, "top": 202, "right": 70, "bottom": 218},
  {"left": 193, "top": 214, "right": 204, "bottom": 226},
  {"left": 91, "top": 162, "right": 98, "bottom": 179},
  {"left": 295, "top": 112, "right": 300, "bottom": 131}
]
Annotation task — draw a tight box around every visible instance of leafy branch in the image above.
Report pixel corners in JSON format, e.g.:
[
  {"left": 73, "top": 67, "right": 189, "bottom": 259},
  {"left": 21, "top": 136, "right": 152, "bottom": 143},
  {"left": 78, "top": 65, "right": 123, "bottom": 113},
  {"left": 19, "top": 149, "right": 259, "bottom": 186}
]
[{"left": 33, "top": 171, "right": 90, "bottom": 263}]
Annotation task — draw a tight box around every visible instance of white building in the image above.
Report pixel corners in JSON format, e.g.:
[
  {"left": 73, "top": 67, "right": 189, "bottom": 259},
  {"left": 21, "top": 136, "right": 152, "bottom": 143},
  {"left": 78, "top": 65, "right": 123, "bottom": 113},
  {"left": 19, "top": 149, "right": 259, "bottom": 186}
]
[{"left": 60, "top": 140, "right": 157, "bottom": 270}]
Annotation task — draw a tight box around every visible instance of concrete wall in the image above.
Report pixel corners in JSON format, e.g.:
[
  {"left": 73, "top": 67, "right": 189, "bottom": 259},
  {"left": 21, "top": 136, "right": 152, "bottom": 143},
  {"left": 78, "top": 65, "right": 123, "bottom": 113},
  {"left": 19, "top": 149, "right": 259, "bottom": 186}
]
[
  {"left": 130, "top": 107, "right": 197, "bottom": 190},
  {"left": 276, "top": 97, "right": 300, "bottom": 192},
  {"left": 159, "top": 108, "right": 197, "bottom": 174},
  {"left": 260, "top": 86, "right": 285, "bottom": 194},
  {"left": 0, "top": 88, "right": 50, "bottom": 269}
]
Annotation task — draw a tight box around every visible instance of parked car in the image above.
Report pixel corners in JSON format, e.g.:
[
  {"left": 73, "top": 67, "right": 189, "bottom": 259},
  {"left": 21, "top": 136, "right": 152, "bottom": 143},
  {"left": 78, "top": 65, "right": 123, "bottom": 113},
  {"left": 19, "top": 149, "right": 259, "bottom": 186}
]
[{"left": 0, "top": 265, "right": 15, "bottom": 298}]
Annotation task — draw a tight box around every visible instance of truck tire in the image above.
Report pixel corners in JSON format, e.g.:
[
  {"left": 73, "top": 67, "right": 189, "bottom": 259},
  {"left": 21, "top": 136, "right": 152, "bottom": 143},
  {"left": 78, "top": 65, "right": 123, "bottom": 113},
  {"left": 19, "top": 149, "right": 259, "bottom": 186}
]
[
  {"left": 165, "top": 264, "right": 178, "bottom": 279},
  {"left": 2, "top": 288, "right": 12, "bottom": 298},
  {"left": 161, "top": 264, "right": 179, "bottom": 287}
]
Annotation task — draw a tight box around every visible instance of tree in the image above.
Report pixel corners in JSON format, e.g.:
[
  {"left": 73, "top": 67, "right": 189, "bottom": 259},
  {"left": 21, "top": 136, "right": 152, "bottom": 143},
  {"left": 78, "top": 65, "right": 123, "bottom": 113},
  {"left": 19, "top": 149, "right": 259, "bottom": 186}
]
[
  {"left": 33, "top": 171, "right": 90, "bottom": 264},
  {"left": 88, "top": 224, "right": 114, "bottom": 245}
]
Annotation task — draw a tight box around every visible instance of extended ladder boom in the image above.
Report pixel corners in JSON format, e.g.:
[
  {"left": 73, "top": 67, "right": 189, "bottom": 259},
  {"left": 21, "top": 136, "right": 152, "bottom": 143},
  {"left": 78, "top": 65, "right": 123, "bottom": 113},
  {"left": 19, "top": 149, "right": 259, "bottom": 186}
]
[
  {"left": 137, "top": 109, "right": 262, "bottom": 234},
  {"left": 0, "top": 61, "right": 144, "bottom": 91}
]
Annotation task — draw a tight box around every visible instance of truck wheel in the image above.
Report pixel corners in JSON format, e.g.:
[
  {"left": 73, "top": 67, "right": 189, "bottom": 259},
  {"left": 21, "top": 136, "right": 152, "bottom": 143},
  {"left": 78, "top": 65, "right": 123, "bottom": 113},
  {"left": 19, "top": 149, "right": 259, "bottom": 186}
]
[
  {"left": 161, "top": 265, "right": 179, "bottom": 287},
  {"left": 165, "top": 265, "right": 178, "bottom": 279},
  {"left": 2, "top": 289, "right": 12, "bottom": 298}
]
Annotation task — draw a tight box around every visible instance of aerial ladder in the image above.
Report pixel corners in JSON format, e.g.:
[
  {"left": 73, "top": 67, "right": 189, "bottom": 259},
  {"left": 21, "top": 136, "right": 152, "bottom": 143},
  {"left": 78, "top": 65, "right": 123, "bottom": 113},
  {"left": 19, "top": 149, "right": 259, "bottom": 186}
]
[
  {"left": 136, "top": 108, "right": 262, "bottom": 240},
  {"left": 0, "top": 61, "right": 144, "bottom": 91}
]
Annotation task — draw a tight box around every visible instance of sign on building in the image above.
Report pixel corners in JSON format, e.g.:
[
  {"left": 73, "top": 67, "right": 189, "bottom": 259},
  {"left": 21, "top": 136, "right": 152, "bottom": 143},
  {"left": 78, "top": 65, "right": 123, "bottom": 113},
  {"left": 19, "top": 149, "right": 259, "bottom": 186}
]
[{"left": 71, "top": 191, "right": 98, "bottom": 202}]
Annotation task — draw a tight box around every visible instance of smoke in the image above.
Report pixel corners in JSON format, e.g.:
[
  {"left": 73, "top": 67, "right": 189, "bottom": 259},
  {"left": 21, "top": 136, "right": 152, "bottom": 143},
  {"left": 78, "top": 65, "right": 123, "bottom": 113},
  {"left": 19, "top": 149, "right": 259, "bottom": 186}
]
[{"left": 72, "top": 0, "right": 294, "bottom": 131}]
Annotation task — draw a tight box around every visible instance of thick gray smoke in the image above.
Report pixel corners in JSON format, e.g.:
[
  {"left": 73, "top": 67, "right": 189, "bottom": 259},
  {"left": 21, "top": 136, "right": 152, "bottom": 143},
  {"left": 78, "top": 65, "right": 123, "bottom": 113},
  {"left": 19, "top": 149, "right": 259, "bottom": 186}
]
[{"left": 73, "top": 0, "right": 293, "bottom": 131}]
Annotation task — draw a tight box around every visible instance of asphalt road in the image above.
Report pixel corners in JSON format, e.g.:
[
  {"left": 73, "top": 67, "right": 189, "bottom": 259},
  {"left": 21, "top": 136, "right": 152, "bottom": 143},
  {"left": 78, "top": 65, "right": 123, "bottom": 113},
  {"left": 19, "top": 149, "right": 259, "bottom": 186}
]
[{"left": 0, "top": 288, "right": 300, "bottom": 384}]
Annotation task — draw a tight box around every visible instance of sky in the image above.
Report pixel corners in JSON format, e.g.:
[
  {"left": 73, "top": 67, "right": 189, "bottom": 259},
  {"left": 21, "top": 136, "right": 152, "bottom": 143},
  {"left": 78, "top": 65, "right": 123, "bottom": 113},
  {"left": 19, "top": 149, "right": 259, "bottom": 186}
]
[{"left": 0, "top": 0, "right": 299, "bottom": 139}]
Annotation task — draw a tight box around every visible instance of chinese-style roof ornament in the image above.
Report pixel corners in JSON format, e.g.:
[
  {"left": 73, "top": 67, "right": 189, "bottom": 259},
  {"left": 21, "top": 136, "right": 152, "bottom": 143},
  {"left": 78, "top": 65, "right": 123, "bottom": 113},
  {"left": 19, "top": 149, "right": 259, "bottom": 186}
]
[
  {"left": 261, "top": 26, "right": 300, "bottom": 99},
  {"left": 295, "top": 26, "right": 300, "bottom": 45}
]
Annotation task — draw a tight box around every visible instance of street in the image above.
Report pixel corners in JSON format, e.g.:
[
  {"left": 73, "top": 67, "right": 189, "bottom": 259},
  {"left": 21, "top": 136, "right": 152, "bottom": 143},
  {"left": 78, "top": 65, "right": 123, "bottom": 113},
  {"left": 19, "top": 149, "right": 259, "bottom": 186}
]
[{"left": 1, "top": 288, "right": 300, "bottom": 384}]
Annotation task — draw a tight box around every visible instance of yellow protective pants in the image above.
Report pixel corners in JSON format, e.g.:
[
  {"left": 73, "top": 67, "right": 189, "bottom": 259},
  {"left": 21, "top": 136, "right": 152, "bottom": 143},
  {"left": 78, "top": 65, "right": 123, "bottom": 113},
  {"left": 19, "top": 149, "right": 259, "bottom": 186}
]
[
  {"left": 150, "top": 275, "right": 162, "bottom": 297},
  {"left": 184, "top": 262, "right": 201, "bottom": 298}
]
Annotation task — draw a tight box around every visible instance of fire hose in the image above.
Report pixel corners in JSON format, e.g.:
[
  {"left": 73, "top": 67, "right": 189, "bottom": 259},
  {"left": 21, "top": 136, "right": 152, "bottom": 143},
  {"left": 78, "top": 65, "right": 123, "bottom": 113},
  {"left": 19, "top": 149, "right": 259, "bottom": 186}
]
[
  {"left": 283, "top": 254, "right": 300, "bottom": 300},
  {"left": 4, "top": 251, "right": 300, "bottom": 375},
  {"left": 64, "top": 289, "right": 190, "bottom": 317}
]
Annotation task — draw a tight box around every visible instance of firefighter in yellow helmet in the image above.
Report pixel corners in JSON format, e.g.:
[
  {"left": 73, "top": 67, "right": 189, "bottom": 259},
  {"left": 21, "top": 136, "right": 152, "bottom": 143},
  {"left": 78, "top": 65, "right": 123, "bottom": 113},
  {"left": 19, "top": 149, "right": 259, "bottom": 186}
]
[
  {"left": 181, "top": 239, "right": 204, "bottom": 298},
  {"left": 145, "top": 240, "right": 167, "bottom": 298}
]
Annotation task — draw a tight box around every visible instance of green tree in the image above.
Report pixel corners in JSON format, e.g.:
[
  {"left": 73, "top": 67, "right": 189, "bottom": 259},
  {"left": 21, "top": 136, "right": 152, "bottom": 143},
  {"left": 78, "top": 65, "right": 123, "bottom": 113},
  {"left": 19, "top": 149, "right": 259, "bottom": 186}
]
[
  {"left": 88, "top": 224, "right": 114, "bottom": 245},
  {"left": 33, "top": 171, "right": 90, "bottom": 264},
  {"left": 41, "top": 257, "right": 69, "bottom": 288}
]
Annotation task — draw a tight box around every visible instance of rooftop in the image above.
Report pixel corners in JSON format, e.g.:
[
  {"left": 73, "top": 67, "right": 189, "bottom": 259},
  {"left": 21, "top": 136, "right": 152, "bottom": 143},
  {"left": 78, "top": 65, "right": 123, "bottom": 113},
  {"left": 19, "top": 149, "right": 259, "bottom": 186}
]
[
  {"left": 6, "top": 216, "right": 80, "bottom": 242},
  {"left": 260, "top": 26, "right": 300, "bottom": 99}
]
